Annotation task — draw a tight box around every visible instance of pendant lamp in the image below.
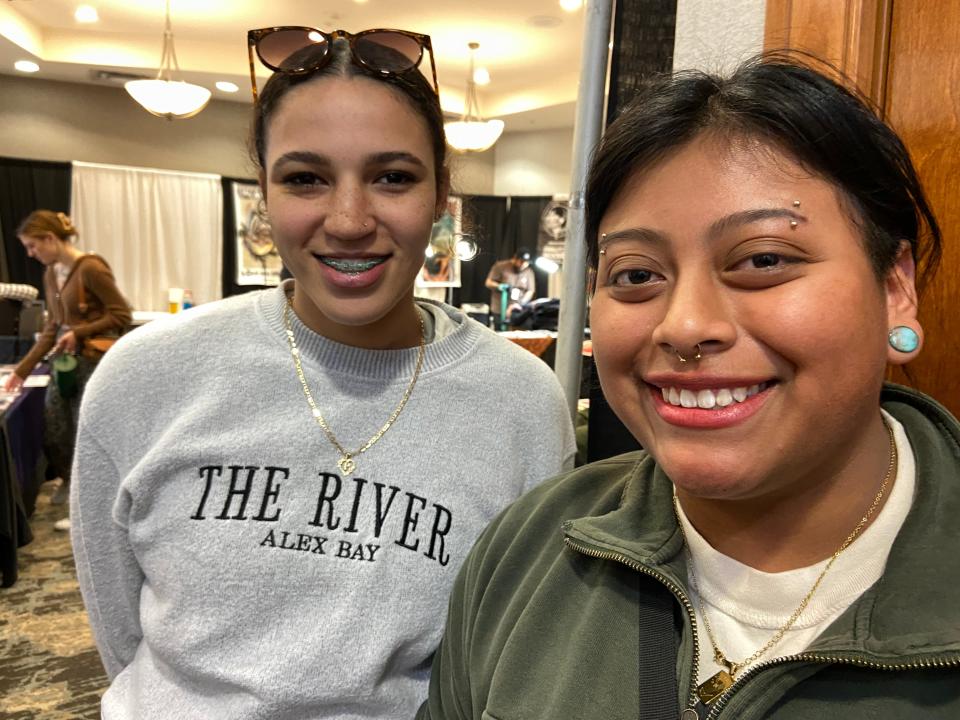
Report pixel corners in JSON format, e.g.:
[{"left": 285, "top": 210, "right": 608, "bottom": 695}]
[
  {"left": 444, "top": 42, "right": 504, "bottom": 153},
  {"left": 125, "top": 0, "right": 211, "bottom": 120}
]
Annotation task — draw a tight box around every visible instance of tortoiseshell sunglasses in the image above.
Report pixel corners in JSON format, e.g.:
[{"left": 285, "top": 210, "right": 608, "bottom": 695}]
[{"left": 247, "top": 27, "right": 439, "bottom": 102}]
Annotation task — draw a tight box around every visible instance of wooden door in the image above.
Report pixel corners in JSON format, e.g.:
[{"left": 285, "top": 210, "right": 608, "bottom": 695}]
[{"left": 766, "top": 0, "right": 960, "bottom": 416}]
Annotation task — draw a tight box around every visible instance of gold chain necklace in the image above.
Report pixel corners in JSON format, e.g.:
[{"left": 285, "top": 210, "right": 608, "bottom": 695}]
[
  {"left": 282, "top": 299, "right": 426, "bottom": 476},
  {"left": 676, "top": 419, "right": 897, "bottom": 706}
]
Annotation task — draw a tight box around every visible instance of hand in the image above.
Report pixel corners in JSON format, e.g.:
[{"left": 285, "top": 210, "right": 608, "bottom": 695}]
[
  {"left": 3, "top": 373, "right": 24, "bottom": 394},
  {"left": 498, "top": 283, "right": 510, "bottom": 291},
  {"left": 54, "top": 330, "right": 78, "bottom": 355}
]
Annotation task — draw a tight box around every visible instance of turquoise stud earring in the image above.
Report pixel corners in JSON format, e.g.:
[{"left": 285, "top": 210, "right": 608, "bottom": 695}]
[{"left": 888, "top": 326, "right": 919, "bottom": 353}]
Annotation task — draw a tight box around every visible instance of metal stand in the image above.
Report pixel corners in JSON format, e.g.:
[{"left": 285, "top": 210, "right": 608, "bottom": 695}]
[{"left": 554, "top": 0, "right": 614, "bottom": 421}]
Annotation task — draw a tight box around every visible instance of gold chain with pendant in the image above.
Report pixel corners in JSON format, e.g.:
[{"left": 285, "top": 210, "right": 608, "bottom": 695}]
[
  {"left": 676, "top": 418, "right": 897, "bottom": 706},
  {"left": 282, "top": 299, "right": 425, "bottom": 476}
]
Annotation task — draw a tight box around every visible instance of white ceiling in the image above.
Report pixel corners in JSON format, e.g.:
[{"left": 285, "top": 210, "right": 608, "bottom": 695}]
[{"left": 0, "top": 0, "right": 586, "bottom": 131}]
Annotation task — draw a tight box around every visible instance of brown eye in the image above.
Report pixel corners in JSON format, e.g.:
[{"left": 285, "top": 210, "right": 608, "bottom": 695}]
[
  {"left": 613, "top": 269, "right": 654, "bottom": 285},
  {"left": 751, "top": 253, "right": 782, "bottom": 269}
]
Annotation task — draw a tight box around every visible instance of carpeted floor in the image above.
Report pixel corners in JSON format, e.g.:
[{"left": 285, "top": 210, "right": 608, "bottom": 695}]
[{"left": 0, "top": 482, "right": 107, "bottom": 720}]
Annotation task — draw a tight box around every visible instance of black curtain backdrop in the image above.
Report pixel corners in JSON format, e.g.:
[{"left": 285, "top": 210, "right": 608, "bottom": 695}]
[
  {"left": 0, "top": 158, "right": 72, "bottom": 298},
  {"left": 221, "top": 177, "right": 273, "bottom": 299},
  {"left": 451, "top": 195, "right": 508, "bottom": 308},
  {"left": 587, "top": 0, "right": 677, "bottom": 463},
  {"left": 502, "top": 196, "right": 552, "bottom": 300}
]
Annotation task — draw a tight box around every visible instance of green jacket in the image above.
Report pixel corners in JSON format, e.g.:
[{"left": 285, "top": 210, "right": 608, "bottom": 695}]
[{"left": 420, "top": 385, "right": 960, "bottom": 719}]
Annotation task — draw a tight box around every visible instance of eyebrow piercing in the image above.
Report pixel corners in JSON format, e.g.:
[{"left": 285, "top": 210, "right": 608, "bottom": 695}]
[{"left": 793, "top": 200, "right": 801, "bottom": 207}]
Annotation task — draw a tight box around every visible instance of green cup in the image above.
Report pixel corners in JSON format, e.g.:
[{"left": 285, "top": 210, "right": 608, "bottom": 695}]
[{"left": 52, "top": 354, "right": 79, "bottom": 398}]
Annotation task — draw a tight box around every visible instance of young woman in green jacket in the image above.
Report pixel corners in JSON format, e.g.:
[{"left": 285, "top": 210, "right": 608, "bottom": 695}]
[{"left": 420, "top": 54, "right": 960, "bottom": 719}]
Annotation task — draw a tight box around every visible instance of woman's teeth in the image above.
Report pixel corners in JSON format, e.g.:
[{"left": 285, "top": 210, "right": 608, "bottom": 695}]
[
  {"left": 319, "top": 256, "right": 386, "bottom": 274},
  {"left": 660, "top": 383, "right": 768, "bottom": 409}
]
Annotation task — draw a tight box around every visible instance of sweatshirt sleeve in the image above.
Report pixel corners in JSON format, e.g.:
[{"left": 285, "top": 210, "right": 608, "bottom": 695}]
[
  {"left": 70, "top": 430, "right": 144, "bottom": 680},
  {"left": 416, "top": 531, "right": 481, "bottom": 720},
  {"left": 13, "top": 270, "right": 58, "bottom": 379},
  {"left": 521, "top": 371, "right": 577, "bottom": 494},
  {"left": 72, "top": 260, "right": 132, "bottom": 340}
]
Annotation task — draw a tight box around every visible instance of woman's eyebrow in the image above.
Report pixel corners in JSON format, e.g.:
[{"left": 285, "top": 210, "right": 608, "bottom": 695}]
[
  {"left": 271, "top": 150, "right": 329, "bottom": 169},
  {"left": 598, "top": 226, "right": 666, "bottom": 251},
  {"left": 367, "top": 151, "right": 426, "bottom": 168},
  {"left": 708, "top": 208, "right": 807, "bottom": 238},
  {"left": 599, "top": 208, "right": 809, "bottom": 252},
  {"left": 271, "top": 151, "right": 426, "bottom": 171}
]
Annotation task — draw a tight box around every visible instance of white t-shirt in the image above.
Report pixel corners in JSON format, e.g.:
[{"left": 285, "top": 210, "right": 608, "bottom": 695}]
[{"left": 678, "top": 410, "right": 916, "bottom": 685}]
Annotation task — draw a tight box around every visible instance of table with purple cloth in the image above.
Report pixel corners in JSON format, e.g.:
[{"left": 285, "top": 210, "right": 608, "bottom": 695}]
[{"left": 0, "top": 369, "right": 47, "bottom": 588}]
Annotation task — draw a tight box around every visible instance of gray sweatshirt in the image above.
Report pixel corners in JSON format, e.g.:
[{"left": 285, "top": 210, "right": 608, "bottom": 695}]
[{"left": 71, "top": 283, "right": 575, "bottom": 720}]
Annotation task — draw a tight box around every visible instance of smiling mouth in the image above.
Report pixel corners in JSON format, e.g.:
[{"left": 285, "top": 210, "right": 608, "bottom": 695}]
[
  {"left": 656, "top": 381, "right": 774, "bottom": 409},
  {"left": 317, "top": 255, "right": 388, "bottom": 274}
]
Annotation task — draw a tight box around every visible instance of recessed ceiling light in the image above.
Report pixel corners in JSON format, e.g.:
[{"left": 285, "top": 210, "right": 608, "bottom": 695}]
[
  {"left": 15, "top": 60, "right": 40, "bottom": 73},
  {"left": 527, "top": 15, "right": 562, "bottom": 28},
  {"left": 559, "top": 0, "right": 583, "bottom": 10},
  {"left": 216, "top": 81, "right": 239, "bottom": 93},
  {"left": 473, "top": 67, "right": 490, "bottom": 86},
  {"left": 75, "top": 5, "right": 99, "bottom": 23}
]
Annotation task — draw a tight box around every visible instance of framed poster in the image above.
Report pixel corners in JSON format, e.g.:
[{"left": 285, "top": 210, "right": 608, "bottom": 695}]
[
  {"left": 416, "top": 196, "right": 462, "bottom": 288},
  {"left": 233, "top": 182, "right": 282, "bottom": 286},
  {"left": 538, "top": 198, "right": 568, "bottom": 264}
]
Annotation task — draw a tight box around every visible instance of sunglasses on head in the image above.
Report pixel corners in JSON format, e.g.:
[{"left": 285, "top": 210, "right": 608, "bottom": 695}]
[{"left": 247, "top": 27, "right": 439, "bottom": 102}]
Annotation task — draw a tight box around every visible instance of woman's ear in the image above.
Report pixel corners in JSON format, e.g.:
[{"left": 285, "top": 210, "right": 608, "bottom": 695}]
[{"left": 886, "top": 240, "right": 922, "bottom": 365}]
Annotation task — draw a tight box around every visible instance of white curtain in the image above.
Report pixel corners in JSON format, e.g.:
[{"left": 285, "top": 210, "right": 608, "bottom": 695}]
[{"left": 71, "top": 162, "right": 223, "bottom": 312}]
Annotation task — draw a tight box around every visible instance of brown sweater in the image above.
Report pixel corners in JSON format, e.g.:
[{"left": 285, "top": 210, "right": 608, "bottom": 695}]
[{"left": 15, "top": 253, "right": 132, "bottom": 379}]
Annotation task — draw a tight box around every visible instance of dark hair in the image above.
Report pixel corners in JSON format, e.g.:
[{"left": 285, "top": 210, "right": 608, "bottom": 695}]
[
  {"left": 584, "top": 53, "right": 942, "bottom": 292},
  {"left": 17, "top": 210, "right": 78, "bottom": 241},
  {"left": 250, "top": 37, "right": 447, "bottom": 187}
]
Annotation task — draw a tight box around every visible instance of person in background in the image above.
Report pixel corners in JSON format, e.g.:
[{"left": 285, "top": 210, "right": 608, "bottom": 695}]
[
  {"left": 71, "top": 27, "right": 575, "bottom": 720},
  {"left": 421, "top": 55, "right": 960, "bottom": 719},
  {"left": 484, "top": 247, "right": 535, "bottom": 325},
  {"left": 4, "top": 210, "right": 130, "bottom": 531}
]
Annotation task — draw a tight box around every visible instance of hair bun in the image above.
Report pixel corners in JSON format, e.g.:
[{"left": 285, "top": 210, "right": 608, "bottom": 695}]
[{"left": 56, "top": 212, "right": 77, "bottom": 235}]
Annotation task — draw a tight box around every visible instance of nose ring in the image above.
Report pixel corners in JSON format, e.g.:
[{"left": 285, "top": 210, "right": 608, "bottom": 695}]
[{"left": 674, "top": 344, "right": 702, "bottom": 363}]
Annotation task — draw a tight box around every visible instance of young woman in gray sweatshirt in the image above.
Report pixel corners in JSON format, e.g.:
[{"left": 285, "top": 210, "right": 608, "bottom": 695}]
[{"left": 71, "top": 28, "right": 575, "bottom": 720}]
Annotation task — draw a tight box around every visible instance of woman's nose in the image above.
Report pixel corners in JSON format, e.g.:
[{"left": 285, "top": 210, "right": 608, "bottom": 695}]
[
  {"left": 324, "top": 186, "right": 374, "bottom": 240},
  {"left": 650, "top": 272, "right": 737, "bottom": 361}
]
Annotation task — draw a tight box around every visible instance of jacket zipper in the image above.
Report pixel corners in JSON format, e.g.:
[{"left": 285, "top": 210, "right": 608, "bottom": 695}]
[
  {"left": 566, "top": 535, "right": 960, "bottom": 719},
  {"left": 563, "top": 536, "right": 703, "bottom": 712},
  {"left": 704, "top": 652, "right": 960, "bottom": 719}
]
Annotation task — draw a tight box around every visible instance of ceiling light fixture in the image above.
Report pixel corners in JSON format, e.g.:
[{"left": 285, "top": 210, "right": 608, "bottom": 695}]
[
  {"left": 444, "top": 42, "right": 504, "bottom": 153},
  {"left": 124, "top": 0, "right": 211, "bottom": 120},
  {"left": 75, "top": 5, "right": 99, "bottom": 23},
  {"left": 15, "top": 60, "right": 40, "bottom": 73},
  {"left": 215, "top": 81, "right": 239, "bottom": 93},
  {"left": 472, "top": 67, "right": 490, "bottom": 86},
  {"left": 559, "top": 0, "right": 584, "bottom": 11}
]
